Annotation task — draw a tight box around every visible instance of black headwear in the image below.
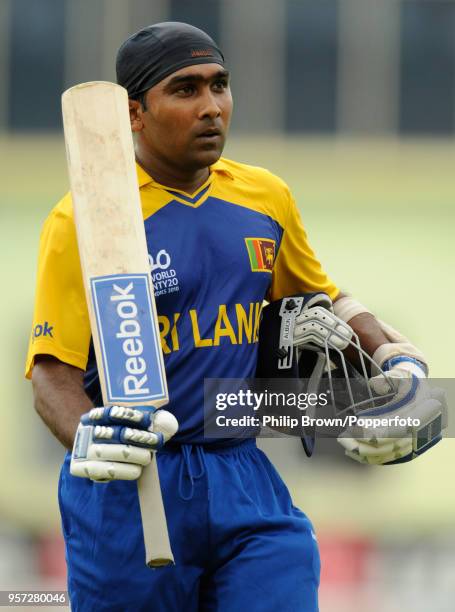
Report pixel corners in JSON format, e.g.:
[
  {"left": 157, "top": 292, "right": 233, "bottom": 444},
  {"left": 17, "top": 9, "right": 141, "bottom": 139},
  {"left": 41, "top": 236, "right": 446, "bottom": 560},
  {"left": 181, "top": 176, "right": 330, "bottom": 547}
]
[{"left": 116, "top": 22, "right": 225, "bottom": 98}]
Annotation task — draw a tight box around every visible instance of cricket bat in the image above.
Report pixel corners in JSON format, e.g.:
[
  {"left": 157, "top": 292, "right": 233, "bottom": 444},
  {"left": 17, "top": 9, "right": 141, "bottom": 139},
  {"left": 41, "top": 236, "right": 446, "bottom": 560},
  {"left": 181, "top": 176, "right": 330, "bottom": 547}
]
[{"left": 61, "top": 81, "right": 173, "bottom": 567}]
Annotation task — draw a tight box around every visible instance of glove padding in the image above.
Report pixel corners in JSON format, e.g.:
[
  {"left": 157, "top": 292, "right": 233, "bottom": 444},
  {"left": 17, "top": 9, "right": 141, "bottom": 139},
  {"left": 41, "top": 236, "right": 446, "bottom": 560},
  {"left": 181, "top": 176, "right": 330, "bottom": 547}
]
[
  {"left": 338, "top": 358, "right": 447, "bottom": 465},
  {"left": 293, "top": 293, "right": 353, "bottom": 352},
  {"left": 70, "top": 405, "right": 178, "bottom": 481}
]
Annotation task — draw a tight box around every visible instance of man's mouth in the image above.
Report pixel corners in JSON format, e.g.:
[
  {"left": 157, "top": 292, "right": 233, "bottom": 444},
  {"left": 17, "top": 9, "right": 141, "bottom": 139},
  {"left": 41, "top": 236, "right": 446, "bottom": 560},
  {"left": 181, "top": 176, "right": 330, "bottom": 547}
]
[{"left": 196, "top": 128, "right": 222, "bottom": 138}]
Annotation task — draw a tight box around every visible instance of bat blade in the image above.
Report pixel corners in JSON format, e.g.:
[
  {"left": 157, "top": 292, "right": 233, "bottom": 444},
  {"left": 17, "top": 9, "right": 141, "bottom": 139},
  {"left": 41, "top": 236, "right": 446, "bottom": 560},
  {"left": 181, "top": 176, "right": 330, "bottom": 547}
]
[{"left": 62, "top": 81, "right": 172, "bottom": 567}]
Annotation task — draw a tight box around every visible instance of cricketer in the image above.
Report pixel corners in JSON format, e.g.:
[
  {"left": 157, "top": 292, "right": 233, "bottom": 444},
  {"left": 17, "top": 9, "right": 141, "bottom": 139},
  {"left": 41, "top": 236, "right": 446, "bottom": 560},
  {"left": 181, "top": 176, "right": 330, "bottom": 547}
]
[{"left": 25, "top": 22, "right": 444, "bottom": 612}]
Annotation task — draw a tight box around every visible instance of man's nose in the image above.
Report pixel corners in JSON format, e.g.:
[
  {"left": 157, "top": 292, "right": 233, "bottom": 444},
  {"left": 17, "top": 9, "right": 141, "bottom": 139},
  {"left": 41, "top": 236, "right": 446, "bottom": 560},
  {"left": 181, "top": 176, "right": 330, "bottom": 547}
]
[{"left": 198, "top": 89, "right": 221, "bottom": 120}]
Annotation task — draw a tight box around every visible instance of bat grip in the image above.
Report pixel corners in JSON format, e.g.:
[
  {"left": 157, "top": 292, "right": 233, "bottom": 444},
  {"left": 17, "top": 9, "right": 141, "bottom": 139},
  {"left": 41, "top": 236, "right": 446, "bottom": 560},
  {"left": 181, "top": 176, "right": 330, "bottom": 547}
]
[{"left": 137, "top": 451, "right": 174, "bottom": 567}]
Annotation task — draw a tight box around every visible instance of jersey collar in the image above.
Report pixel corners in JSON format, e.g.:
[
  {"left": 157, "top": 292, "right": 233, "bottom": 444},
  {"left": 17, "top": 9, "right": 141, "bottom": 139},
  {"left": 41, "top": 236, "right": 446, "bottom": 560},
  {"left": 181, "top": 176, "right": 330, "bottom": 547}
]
[
  {"left": 210, "top": 158, "right": 234, "bottom": 179},
  {"left": 135, "top": 158, "right": 234, "bottom": 190},
  {"left": 136, "top": 163, "right": 155, "bottom": 188}
]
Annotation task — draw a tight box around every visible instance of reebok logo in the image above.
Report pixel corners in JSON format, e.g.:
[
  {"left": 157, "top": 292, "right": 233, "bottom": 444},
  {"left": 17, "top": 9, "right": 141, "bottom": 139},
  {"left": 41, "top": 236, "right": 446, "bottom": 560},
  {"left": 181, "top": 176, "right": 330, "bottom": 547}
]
[
  {"left": 111, "top": 282, "right": 150, "bottom": 396},
  {"left": 191, "top": 49, "right": 213, "bottom": 57},
  {"left": 92, "top": 273, "right": 166, "bottom": 404},
  {"left": 33, "top": 321, "right": 53, "bottom": 339}
]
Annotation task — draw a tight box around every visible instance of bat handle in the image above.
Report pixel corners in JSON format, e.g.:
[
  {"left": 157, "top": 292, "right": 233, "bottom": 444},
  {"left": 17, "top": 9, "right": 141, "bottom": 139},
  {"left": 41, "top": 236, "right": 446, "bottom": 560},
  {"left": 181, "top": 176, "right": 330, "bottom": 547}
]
[{"left": 137, "top": 451, "right": 174, "bottom": 567}]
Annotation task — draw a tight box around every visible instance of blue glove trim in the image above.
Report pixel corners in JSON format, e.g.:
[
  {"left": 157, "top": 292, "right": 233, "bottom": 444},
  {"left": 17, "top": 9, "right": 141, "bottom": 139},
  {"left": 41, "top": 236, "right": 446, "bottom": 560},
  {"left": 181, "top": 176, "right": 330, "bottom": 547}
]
[
  {"left": 73, "top": 425, "right": 92, "bottom": 459},
  {"left": 415, "top": 413, "right": 443, "bottom": 453},
  {"left": 361, "top": 375, "right": 419, "bottom": 417},
  {"left": 382, "top": 356, "right": 428, "bottom": 376},
  {"left": 383, "top": 434, "right": 442, "bottom": 465},
  {"left": 92, "top": 425, "right": 159, "bottom": 449},
  {"left": 91, "top": 424, "right": 122, "bottom": 444},
  {"left": 81, "top": 408, "right": 109, "bottom": 426},
  {"left": 81, "top": 406, "right": 156, "bottom": 430},
  {"left": 119, "top": 428, "right": 163, "bottom": 449},
  {"left": 149, "top": 431, "right": 165, "bottom": 450}
]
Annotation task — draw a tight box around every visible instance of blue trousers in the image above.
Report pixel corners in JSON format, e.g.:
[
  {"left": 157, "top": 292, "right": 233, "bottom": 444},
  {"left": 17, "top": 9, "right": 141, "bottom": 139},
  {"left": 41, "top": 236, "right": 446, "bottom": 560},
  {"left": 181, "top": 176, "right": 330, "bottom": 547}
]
[{"left": 59, "top": 440, "right": 320, "bottom": 611}]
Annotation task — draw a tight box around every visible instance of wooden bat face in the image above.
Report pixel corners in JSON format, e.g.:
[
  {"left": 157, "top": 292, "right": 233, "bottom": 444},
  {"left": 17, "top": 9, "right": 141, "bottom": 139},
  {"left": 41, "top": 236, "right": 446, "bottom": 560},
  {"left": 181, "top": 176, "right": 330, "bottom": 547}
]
[{"left": 62, "top": 81, "right": 168, "bottom": 410}]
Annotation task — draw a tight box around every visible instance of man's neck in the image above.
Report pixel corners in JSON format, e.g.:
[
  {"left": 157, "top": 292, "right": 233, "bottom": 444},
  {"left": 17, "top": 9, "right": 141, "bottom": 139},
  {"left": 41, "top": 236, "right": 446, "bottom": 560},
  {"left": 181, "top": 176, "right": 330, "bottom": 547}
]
[{"left": 135, "top": 151, "right": 210, "bottom": 195}]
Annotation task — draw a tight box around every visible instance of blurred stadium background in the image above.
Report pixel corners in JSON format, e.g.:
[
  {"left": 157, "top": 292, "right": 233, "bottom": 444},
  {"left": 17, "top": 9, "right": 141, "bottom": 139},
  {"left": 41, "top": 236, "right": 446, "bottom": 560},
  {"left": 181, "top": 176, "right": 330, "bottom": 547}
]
[{"left": 1, "top": 0, "right": 455, "bottom": 610}]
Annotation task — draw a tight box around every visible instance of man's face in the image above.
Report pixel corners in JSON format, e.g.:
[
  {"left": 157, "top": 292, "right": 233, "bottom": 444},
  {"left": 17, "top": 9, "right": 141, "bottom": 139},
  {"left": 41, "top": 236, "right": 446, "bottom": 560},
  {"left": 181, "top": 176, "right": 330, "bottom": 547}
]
[{"left": 132, "top": 63, "right": 233, "bottom": 172}]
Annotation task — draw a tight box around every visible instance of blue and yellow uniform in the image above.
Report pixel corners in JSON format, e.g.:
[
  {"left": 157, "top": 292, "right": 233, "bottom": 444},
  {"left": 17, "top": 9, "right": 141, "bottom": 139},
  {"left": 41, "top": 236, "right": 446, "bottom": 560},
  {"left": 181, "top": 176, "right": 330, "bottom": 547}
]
[{"left": 26, "top": 159, "right": 339, "bottom": 611}]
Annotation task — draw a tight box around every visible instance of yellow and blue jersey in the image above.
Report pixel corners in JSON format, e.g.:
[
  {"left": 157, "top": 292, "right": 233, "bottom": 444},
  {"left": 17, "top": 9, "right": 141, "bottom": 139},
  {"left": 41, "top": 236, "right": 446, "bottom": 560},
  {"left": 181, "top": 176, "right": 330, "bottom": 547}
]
[{"left": 26, "top": 158, "right": 339, "bottom": 443}]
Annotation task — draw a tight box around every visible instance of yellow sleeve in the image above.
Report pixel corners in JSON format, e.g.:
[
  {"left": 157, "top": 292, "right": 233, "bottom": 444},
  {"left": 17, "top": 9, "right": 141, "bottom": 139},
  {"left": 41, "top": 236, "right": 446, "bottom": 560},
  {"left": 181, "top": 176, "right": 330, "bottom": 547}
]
[
  {"left": 270, "top": 192, "right": 340, "bottom": 302},
  {"left": 25, "top": 195, "right": 91, "bottom": 378}
]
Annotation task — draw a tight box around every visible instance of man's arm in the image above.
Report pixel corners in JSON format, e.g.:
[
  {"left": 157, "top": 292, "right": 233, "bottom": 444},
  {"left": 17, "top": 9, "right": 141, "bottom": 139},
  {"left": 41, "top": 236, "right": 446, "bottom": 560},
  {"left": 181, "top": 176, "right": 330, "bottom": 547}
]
[
  {"left": 334, "top": 292, "right": 389, "bottom": 368},
  {"left": 332, "top": 291, "right": 428, "bottom": 374},
  {"left": 31, "top": 355, "right": 92, "bottom": 450},
  {"left": 32, "top": 355, "right": 179, "bottom": 481}
]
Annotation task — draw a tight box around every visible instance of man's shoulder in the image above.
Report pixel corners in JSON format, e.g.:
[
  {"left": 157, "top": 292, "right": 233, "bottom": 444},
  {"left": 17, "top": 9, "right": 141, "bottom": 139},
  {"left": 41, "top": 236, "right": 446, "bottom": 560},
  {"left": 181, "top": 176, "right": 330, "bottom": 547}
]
[
  {"left": 213, "top": 157, "right": 292, "bottom": 225},
  {"left": 44, "top": 192, "right": 74, "bottom": 224},
  {"left": 40, "top": 192, "right": 76, "bottom": 243},
  {"left": 214, "top": 157, "right": 290, "bottom": 195}
]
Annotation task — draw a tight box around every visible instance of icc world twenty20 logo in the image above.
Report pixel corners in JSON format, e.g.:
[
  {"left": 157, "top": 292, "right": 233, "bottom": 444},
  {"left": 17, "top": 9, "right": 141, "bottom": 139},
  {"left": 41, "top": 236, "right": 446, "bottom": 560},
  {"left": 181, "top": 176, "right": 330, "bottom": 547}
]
[{"left": 148, "top": 250, "right": 180, "bottom": 297}]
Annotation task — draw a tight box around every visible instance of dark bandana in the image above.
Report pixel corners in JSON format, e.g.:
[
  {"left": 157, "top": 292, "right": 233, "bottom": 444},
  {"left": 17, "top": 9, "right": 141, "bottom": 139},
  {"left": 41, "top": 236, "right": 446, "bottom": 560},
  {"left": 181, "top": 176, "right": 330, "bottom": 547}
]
[{"left": 116, "top": 22, "right": 225, "bottom": 98}]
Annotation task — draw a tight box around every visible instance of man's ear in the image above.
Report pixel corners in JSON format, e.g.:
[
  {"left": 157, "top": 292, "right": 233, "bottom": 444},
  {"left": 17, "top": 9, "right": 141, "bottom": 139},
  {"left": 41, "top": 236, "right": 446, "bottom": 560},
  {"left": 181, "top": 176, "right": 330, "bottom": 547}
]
[{"left": 129, "top": 99, "right": 144, "bottom": 132}]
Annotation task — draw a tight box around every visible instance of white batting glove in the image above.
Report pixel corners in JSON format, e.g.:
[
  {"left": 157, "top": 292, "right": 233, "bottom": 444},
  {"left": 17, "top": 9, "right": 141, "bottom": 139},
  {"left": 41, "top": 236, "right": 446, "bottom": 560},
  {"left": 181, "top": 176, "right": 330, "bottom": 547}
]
[
  {"left": 338, "top": 357, "right": 447, "bottom": 465},
  {"left": 70, "top": 406, "right": 178, "bottom": 481}
]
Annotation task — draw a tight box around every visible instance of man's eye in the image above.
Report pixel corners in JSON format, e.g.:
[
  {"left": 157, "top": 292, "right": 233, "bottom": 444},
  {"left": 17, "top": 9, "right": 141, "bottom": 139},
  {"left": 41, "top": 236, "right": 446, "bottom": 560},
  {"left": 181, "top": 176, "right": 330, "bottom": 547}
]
[
  {"left": 176, "top": 85, "right": 195, "bottom": 95},
  {"left": 213, "top": 80, "right": 228, "bottom": 90}
]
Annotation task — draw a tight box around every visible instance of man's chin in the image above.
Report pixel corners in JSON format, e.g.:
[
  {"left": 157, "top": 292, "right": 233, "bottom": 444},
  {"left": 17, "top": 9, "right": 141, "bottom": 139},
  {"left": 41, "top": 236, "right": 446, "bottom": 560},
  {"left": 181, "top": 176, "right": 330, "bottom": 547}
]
[{"left": 190, "top": 147, "right": 224, "bottom": 170}]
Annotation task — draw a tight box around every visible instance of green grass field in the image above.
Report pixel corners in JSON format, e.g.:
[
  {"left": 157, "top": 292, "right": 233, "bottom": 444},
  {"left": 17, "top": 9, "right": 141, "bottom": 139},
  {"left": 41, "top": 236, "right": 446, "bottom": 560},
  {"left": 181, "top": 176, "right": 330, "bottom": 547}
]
[{"left": 1, "top": 135, "right": 454, "bottom": 535}]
